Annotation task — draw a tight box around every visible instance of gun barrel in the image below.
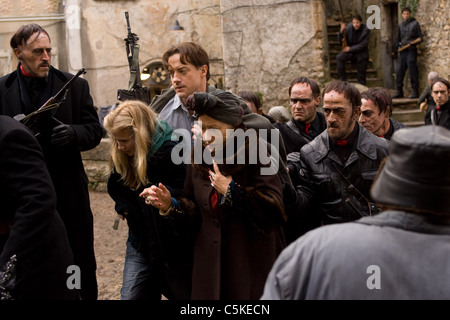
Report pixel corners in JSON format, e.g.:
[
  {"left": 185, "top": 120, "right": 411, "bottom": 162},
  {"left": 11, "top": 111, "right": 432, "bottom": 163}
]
[{"left": 125, "top": 11, "right": 131, "bottom": 30}]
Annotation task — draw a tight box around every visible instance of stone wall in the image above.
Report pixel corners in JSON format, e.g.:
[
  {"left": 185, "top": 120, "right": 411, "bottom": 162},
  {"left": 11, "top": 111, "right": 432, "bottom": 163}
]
[
  {"left": 80, "top": 0, "right": 224, "bottom": 108},
  {"left": 415, "top": 0, "right": 450, "bottom": 86},
  {"left": 82, "top": 138, "right": 111, "bottom": 192},
  {"left": 220, "top": 0, "right": 327, "bottom": 111}
]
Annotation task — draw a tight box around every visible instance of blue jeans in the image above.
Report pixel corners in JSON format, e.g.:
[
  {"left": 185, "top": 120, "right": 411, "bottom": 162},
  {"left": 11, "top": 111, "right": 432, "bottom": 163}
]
[{"left": 120, "top": 240, "right": 163, "bottom": 300}]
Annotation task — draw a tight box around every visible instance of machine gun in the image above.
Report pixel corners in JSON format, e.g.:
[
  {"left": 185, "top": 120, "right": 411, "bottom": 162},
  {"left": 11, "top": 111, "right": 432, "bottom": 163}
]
[
  {"left": 117, "top": 11, "right": 150, "bottom": 105},
  {"left": 14, "top": 68, "right": 86, "bottom": 140}
]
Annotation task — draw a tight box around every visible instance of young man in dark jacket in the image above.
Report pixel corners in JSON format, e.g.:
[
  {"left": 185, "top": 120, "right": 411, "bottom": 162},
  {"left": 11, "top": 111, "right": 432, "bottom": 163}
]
[
  {"left": 337, "top": 14, "right": 371, "bottom": 85},
  {"left": 392, "top": 7, "right": 423, "bottom": 98}
]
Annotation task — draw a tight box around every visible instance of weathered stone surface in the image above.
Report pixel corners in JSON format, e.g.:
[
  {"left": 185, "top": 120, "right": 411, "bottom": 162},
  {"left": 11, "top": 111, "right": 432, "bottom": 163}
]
[{"left": 82, "top": 138, "right": 111, "bottom": 191}]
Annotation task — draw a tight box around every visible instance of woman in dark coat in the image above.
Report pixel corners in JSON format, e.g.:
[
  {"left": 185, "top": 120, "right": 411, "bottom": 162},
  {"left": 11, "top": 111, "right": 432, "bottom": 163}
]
[
  {"left": 141, "top": 90, "right": 286, "bottom": 300},
  {"left": 104, "top": 100, "right": 191, "bottom": 300}
]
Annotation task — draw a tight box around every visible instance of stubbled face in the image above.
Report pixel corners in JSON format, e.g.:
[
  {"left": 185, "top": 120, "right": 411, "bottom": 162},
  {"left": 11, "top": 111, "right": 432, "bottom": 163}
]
[
  {"left": 352, "top": 18, "right": 362, "bottom": 30},
  {"left": 15, "top": 31, "right": 51, "bottom": 78},
  {"left": 431, "top": 82, "right": 450, "bottom": 108},
  {"left": 359, "top": 98, "right": 390, "bottom": 136},
  {"left": 323, "top": 90, "right": 359, "bottom": 140},
  {"left": 289, "top": 82, "right": 320, "bottom": 124},
  {"left": 113, "top": 129, "right": 135, "bottom": 157},
  {"left": 167, "top": 53, "right": 207, "bottom": 105}
]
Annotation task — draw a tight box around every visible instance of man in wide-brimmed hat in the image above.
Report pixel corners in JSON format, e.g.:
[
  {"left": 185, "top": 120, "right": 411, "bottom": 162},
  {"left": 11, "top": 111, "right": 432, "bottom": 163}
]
[{"left": 262, "top": 125, "right": 450, "bottom": 299}]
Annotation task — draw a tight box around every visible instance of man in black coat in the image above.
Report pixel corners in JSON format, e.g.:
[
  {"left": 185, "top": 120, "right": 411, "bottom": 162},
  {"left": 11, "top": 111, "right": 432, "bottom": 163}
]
[
  {"left": 0, "top": 24, "right": 103, "bottom": 299},
  {"left": 0, "top": 116, "right": 79, "bottom": 300},
  {"left": 294, "top": 80, "right": 389, "bottom": 234},
  {"left": 273, "top": 77, "right": 327, "bottom": 243},
  {"left": 337, "top": 14, "right": 371, "bottom": 85},
  {"left": 273, "top": 77, "right": 327, "bottom": 186},
  {"left": 426, "top": 78, "right": 450, "bottom": 130}
]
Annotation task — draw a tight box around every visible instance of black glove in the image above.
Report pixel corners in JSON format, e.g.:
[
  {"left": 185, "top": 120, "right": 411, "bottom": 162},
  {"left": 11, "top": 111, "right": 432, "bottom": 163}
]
[{"left": 51, "top": 124, "right": 76, "bottom": 147}]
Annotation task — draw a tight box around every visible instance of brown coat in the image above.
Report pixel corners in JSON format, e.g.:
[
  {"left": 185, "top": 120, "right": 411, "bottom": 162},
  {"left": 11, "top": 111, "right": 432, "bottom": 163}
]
[{"left": 180, "top": 160, "right": 286, "bottom": 300}]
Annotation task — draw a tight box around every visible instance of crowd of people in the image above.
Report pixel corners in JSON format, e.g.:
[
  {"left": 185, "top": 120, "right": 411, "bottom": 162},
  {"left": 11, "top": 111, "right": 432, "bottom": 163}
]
[{"left": 0, "top": 5, "right": 449, "bottom": 300}]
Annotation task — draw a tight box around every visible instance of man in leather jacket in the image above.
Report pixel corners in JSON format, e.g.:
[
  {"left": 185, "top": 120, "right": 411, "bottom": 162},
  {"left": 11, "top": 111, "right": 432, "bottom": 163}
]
[
  {"left": 294, "top": 80, "right": 389, "bottom": 233},
  {"left": 262, "top": 125, "right": 450, "bottom": 300}
]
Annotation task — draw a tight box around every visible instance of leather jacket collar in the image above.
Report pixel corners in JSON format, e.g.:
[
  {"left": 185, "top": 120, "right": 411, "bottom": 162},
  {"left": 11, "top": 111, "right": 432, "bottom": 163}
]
[{"left": 314, "top": 122, "right": 380, "bottom": 164}]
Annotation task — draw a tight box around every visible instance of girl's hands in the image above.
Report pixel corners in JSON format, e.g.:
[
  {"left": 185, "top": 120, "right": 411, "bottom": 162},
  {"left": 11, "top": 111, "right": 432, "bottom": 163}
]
[{"left": 139, "top": 183, "right": 172, "bottom": 212}]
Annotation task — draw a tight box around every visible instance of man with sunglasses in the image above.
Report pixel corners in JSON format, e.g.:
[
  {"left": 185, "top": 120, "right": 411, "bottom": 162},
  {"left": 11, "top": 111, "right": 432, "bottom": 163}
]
[{"left": 274, "top": 77, "right": 326, "bottom": 184}]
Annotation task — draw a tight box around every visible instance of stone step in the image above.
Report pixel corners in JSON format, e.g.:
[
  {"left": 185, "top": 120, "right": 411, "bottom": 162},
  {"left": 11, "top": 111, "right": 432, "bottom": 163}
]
[
  {"left": 330, "top": 69, "right": 378, "bottom": 77},
  {"left": 392, "top": 98, "right": 419, "bottom": 110},
  {"left": 402, "top": 120, "right": 425, "bottom": 127},
  {"left": 391, "top": 108, "right": 424, "bottom": 123}
]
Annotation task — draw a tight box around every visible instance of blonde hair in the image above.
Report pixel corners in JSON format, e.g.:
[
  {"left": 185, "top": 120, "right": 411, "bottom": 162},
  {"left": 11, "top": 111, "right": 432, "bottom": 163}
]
[{"left": 103, "top": 100, "right": 158, "bottom": 190}]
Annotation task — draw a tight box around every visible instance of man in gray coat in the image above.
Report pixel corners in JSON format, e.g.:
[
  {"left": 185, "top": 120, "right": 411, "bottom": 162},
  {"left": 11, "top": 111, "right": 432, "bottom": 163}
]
[{"left": 261, "top": 125, "right": 450, "bottom": 299}]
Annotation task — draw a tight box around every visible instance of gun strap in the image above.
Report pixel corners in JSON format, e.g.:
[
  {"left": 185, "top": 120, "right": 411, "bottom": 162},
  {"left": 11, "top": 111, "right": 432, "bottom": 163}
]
[{"left": 128, "top": 44, "right": 140, "bottom": 90}]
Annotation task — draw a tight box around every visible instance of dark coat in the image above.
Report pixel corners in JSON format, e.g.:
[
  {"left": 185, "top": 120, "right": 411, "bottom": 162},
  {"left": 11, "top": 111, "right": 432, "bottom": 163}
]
[
  {"left": 296, "top": 123, "right": 389, "bottom": 229},
  {"left": 384, "top": 118, "right": 407, "bottom": 140},
  {"left": 176, "top": 156, "right": 286, "bottom": 300},
  {"left": 0, "top": 65, "right": 103, "bottom": 299},
  {"left": 150, "top": 85, "right": 297, "bottom": 243},
  {"left": 273, "top": 112, "right": 327, "bottom": 156},
  {"left": 393, "top": 17, "right": 423, "bottom": 52},
  {"left": 107, "top": 138, "right": 192, "bottom": 300},
  {"left": 428, "top": 100, "right": 450, "bottom": 130},
  {"left": 273, "top": 112, "right": 327, "bottom": 184},
  {"left": 0, "top": 116, "right": 78, "bottom": 300},
  {"left": 338, "top": 22, "right": 370, "bottom": 57}
]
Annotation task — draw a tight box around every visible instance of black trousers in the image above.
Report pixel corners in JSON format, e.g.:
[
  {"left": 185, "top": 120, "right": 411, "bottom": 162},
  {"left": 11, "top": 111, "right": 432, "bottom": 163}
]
[
  {"left": 336, "top": 51, "right": 369, "bottom": 85},
  {"left": 396, "top": 48, "right": 419, "bottom": 94}
]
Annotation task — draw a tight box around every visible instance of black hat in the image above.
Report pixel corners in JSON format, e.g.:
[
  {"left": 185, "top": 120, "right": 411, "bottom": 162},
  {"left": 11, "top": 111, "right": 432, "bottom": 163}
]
[
  {"left": 186, "top": 90, "right": 244, "bottom": 126},
  {"left": 370, "top": 125, "right": 450, "bottom": 215}
]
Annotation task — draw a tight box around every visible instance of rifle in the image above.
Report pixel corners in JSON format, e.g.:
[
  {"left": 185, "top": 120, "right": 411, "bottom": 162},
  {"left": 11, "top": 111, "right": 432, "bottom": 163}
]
[
  {"left": 338, "top": 0, "right": 348, "bottom": 49},
  {"left": 397, "top": 37, "right": 421, "bottom": 53},
  {"left": 117, "top": 11, "right": 150, "bottom": 105},
  {"left": 14, "top": 68, "right": 86, "bottom": 139}
]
